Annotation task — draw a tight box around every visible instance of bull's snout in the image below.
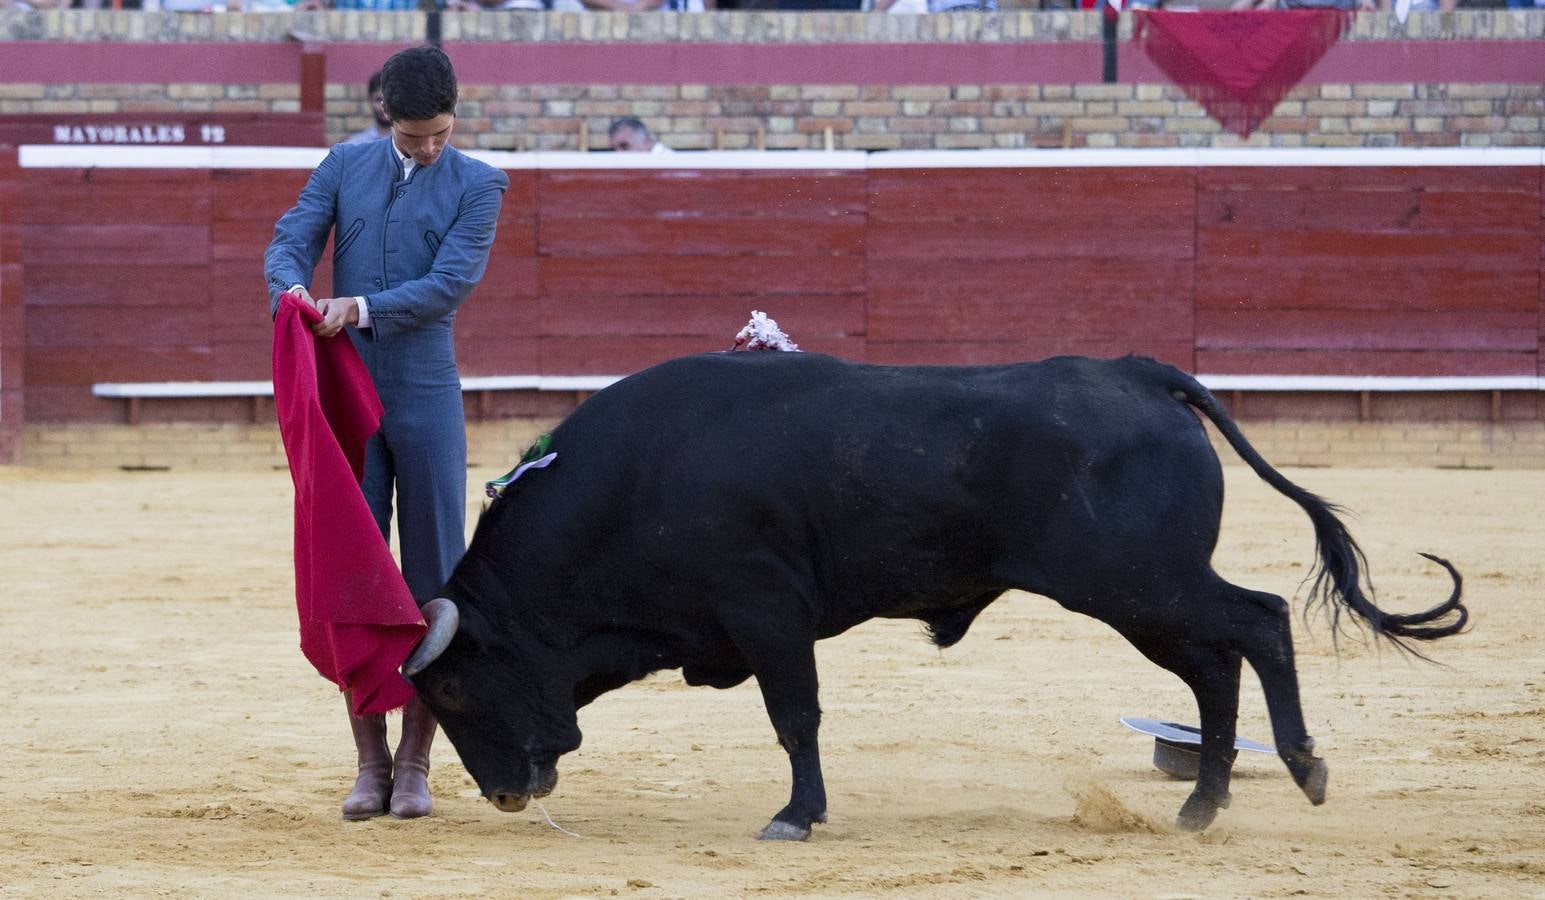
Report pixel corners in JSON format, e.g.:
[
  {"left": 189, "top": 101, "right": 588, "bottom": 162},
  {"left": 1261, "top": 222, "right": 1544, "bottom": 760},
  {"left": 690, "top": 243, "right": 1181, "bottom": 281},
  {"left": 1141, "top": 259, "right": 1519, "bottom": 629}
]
[
  {"left": 491, "top": 792, "right": 529, "bottom": 813},
  {"left": 488, "top": 764, "right": 558, "bottom": 813},
  {"left": 532, "top": 764, "right": 559, "bottom": 798}
]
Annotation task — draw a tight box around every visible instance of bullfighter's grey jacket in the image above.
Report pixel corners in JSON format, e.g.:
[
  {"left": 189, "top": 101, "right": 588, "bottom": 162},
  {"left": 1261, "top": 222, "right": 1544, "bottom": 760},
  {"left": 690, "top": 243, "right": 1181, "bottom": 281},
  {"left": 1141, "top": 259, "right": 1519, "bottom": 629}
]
[{"left": 264, "top": 138, "right": 508, "bottom": 395}]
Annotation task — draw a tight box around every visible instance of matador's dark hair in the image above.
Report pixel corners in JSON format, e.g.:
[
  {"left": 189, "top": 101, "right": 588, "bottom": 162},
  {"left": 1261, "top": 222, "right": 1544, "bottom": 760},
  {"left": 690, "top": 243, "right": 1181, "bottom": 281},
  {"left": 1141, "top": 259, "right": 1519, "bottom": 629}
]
[{"left": 380, "top": 46, "right": 458, "bottom": 123}]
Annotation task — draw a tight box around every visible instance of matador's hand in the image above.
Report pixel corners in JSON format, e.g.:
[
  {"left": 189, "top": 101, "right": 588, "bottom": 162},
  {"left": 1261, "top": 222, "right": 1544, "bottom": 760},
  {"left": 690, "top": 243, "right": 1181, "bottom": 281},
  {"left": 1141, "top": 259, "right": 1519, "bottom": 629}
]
[{"left": 312, "top": 297, "right": 360, "bottom": 338}]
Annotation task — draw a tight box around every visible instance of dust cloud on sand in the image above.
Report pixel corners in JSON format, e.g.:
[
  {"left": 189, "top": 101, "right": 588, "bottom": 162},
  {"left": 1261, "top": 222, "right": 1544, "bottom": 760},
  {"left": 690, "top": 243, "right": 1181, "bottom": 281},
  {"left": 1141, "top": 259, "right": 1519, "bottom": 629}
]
[{"left": 2, "top": 465, "right": 1543, "bottom": 897}]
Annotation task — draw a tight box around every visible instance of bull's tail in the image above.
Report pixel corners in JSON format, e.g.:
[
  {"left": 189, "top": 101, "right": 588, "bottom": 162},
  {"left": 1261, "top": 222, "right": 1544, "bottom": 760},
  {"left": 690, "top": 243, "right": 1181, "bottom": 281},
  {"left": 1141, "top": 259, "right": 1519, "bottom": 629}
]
[{"left": 1165, "top": 370, "right": 1467, "bottom": 654}]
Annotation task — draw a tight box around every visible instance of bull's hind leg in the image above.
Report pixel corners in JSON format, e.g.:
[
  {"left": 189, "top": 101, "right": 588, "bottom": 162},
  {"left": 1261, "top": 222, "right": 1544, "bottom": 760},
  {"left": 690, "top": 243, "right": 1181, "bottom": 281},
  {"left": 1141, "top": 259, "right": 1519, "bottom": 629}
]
[
  {"left": 721, "top": 600, "right": 828, "bottom": 841},
  {"left": 1232, "top": 588, "right": 1328, "bottom": 807},
  {"left": 1124, "top": 630, "right": 1243, "bottom": 831},
  {"left": 1174, "top": 647, "right": 1243, "bottom": 831}
]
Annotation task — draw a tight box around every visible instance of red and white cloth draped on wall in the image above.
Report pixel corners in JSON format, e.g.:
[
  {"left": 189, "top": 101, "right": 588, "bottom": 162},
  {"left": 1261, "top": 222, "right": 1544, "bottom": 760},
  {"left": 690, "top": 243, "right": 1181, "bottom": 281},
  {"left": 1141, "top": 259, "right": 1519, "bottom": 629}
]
[{"left": 1134, "top": 10, "right": 1356, "bottom": 137}]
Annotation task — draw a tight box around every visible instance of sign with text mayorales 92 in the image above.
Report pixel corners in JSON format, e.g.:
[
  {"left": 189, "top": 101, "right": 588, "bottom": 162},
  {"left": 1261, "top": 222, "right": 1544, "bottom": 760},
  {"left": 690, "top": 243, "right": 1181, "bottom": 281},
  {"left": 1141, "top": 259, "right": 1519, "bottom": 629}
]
[{"left": 0, "top": 113, "right": 327, "bottom": 148}]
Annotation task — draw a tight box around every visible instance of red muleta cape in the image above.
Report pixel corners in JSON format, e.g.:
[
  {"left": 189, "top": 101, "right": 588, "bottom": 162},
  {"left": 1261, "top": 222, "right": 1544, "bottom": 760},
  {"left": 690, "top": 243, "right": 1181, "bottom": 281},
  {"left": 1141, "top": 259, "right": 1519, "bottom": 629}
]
[{"left": 272, "top": 290, "right": 425, "bottom": 715}]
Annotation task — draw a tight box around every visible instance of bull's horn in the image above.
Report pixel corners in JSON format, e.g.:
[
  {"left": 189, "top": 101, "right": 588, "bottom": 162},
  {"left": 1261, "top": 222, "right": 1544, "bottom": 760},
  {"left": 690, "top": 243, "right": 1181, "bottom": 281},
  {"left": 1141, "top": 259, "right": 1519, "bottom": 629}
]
[{"left": 402, "top": 597, "right": 460, "bottom": 676}]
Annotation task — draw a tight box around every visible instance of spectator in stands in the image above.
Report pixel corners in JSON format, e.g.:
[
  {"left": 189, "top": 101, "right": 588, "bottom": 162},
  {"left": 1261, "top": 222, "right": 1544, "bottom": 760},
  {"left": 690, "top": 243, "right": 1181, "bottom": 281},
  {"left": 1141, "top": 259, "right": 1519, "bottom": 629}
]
[
  {"left": 608, "top": 117, "right": 673, "bottom": 153},
  {"left": 140, "top": 0, "right": 322, "bottom": 8},
  {"left": 765, "top": 0, "right": 860, "bottom": 8},
  {"left": 1229, "top": 0, "right": 1462, "bottom": 14},
  {"left": 447, "top": 0, "right": 560, "bottom": 8},
  {"left": 1387, "top": 0, "right": 1459, "bottom": 10},
  {"left": 238, "top": 0, "right": 327, "bottom": 10},
  {"left": 265, "top": 45, "right": 508, "bottom": 823},
  {"left": 346, "top": 71, "right": 392, "bottom": 144},
  {"left": 578, "top": 0, "right": 712, "bottom": 8},
  {"left": 327, "top": 0, "right": 423, "bottom": 9},
  {"left": 1230, "top": 0, "right": 1378, "bottom": 8},
  {"left": 874, "top": 0, "right": 995, "bottom": 10}
]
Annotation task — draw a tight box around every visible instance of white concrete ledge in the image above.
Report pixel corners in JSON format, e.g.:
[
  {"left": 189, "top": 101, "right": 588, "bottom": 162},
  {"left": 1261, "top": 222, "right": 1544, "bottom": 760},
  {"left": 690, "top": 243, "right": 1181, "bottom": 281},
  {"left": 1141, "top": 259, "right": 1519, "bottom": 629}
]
[
  {"left": 462, "top": 375, "right": 622, "bottom": 391},
  {"left": 519, "top": 150, "right": 867, "bottom": 170},
  {"left": 92, "top": 375, "right": 625, "bottom": 399},
  {"left": 93, "top": 373, "right": 1544, "bottom": 401},
  {"left": 1196, "top": 375, "right": 1544, "bottom": 392},
  {"left": 92, "top": 380, "right": 277, "bottom": 398},
  {"left": 19, "top": 145, "right": 333, "bottom": 170},
  {"left": 866, "top": 147, "right": 1545, "bottom": 169}
]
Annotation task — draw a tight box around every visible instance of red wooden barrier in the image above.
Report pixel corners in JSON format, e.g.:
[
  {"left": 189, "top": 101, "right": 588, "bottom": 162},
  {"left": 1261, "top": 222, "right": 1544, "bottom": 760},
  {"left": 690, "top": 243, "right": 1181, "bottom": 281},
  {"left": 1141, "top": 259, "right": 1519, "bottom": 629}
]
[
  {"left": 0, "top": 146, "right": 23, "bottom": 461},
  {"left": 866, "top": 167, "right": 1195, "bottom": 366},
  {"left": 1194, "top": 166, "right": 1541, "bottom": 377},
  {"left": 534, "top": 169, "right": 868, "bottom": 373},
  {"left": 12, "top": 161, "right": 1545, "bottom": 425}
]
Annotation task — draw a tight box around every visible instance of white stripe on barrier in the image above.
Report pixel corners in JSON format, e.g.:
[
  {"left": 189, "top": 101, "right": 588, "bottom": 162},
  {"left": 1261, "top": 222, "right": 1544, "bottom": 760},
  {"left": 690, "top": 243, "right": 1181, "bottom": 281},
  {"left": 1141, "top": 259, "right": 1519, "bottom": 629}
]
[
  {"left": 870, "top": 147, "right": 1545, "bottom": 169},
  {"left": 1190, "top": 147, "right": 1545, "bottom": 168},
  {"left": 462, "top": 375, "right": 620, "bottom": 391},
  {"left": 1196, "top": 374, "right": 1544, "bottom": 392},
  {"left": 21, "top": 145, "right": 1545, "bottom": 170},
  {"left": 527, "top": 150, "right": 868, "bottom": 170},
  {"left": 535, "top": 375, "right": 625, "bottom": 391},
  {"left": 18, "top": 145, "right": 333, "bottom": 170},
  {"left": 92, "top": 381, "right": 276, "bottom": 398},
  {"left": 461, "top": 375, "right": 541, "bottom": 391},
  {"left": 871, "top": 148, "right": 1204, "bottom": 169},
  {"left": 462, "top": 150, "right": 539, "bottom": 170},
  {"left": 92, "top": 374, "right": 1544, "bottom": 401}
]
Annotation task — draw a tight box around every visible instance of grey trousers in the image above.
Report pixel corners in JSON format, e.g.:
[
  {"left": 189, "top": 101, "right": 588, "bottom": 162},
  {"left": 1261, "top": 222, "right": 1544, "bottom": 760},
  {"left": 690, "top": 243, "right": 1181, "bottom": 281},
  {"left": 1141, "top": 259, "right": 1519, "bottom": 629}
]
[{"left": 361, "top": 389, "right": 467, "bottom": 604}]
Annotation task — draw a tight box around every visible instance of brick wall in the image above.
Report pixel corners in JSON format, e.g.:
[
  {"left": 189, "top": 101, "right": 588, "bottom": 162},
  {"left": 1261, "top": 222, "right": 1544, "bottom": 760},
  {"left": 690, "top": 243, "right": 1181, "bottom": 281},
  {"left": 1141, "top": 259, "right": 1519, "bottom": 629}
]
[
  {"left": 2, "top": 11, "right": 1543, "bottom": 149},
  {"left": 411, "top": 82, "right": 1545, "bottom": 151},
  {"left": 1202, "top": 420, "right": 1545, "bottom": 469},
  {"left": 2, "top": 80, "right": 1539, "bottom": 151},
  {"left": 0, "top": 82, "right": 300, "bottom": 116},
  {"left": 21, "top": 418, "right": 553, "bottom": 471}
]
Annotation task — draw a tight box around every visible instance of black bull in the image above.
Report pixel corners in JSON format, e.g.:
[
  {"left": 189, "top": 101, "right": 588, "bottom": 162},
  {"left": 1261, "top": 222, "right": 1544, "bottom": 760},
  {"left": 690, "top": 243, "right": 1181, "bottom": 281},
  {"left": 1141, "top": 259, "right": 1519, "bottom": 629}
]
[{"left": 403, "top": 352, "right": 1466, "bottom": 838}]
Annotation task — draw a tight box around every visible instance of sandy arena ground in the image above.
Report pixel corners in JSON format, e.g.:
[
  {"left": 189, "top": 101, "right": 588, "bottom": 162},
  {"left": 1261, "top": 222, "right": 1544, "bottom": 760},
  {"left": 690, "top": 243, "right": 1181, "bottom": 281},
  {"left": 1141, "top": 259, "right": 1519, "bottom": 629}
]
[{"left": 2, "top": 461, "right": 1543, "bottom": 898}]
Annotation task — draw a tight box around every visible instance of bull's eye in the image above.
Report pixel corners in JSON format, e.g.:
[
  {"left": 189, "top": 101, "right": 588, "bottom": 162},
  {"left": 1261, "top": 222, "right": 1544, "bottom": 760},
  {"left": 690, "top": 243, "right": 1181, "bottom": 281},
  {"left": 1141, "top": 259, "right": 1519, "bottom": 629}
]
[{"left": 434, "top": 678, "right": 465, "bottom": 711}]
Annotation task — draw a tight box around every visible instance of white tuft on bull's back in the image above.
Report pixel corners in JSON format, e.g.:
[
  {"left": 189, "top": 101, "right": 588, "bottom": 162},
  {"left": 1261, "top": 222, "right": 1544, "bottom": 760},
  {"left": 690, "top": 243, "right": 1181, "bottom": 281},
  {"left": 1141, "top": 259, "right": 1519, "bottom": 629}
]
[{"left": 731, "top": 311, "right": 800, "bottom": 352}]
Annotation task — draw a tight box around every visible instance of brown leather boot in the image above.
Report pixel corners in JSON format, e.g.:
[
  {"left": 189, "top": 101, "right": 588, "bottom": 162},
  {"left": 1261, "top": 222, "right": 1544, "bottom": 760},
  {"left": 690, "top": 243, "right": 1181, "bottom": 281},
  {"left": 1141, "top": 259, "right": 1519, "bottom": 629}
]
[
  {"left": 390, "top": 694, "right": 438, "bottom": 819},
  {"left": 341, "top": 695, "right": 393, "bottom": 821}
]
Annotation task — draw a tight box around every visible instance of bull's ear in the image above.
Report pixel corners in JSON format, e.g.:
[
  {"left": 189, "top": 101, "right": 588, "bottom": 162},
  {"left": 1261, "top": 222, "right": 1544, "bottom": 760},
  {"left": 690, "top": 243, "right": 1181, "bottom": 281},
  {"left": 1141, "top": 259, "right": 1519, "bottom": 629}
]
[{"left": 403, "top": 597, "right": 460, "bottom": 676}]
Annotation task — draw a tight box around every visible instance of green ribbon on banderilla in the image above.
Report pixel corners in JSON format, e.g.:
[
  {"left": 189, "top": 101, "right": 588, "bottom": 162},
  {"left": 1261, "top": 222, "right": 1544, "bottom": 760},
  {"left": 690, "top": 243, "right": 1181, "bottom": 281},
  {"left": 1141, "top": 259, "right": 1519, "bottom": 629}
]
[{"left": 485, "top": 433, "right": 557, "bottom": 500}]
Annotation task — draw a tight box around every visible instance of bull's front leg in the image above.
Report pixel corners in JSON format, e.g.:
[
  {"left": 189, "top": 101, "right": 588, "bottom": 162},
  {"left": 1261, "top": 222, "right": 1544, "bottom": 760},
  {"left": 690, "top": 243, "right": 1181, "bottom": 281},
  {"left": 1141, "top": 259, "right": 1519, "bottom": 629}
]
[
  {"left": 761, "top": 697, "right": 826, "bottom": 841},
  {"left": 723, "top": 607, "right": 828, "bottom": 840}
]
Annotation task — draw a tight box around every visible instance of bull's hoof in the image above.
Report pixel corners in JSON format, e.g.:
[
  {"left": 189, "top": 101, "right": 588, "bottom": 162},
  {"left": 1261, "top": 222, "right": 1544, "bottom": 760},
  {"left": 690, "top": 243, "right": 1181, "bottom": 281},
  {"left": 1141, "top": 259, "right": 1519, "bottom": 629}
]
[
  {"left": 758, "top": 820, "right": 812, "bottom": 841},
  {"left": 1297, "top": 758, "right": 1328, "bottom": 806},
  {"left": 1281, "top": 742, "right": 1328, "bottom": 807},
  {"left": 1175, "top": 793, "right": 1221, "bottom": 832}
]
